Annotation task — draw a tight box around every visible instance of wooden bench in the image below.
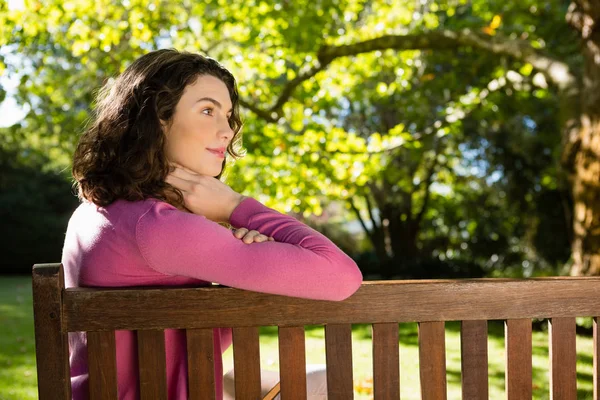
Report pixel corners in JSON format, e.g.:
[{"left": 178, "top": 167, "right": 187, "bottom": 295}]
[{"left": 32, "top": 263, "right": 600, "bottom": 399}]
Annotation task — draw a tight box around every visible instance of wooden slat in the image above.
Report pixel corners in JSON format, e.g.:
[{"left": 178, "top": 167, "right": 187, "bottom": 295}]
[
  {"left": 279, "top": 326, "right": 307, "bottom": 399},
  {"left": 460, "top": 320, "right": 488, "bottom": 400},
  {"left": 64, "top": 278, "right": 600, "bottom": 331},
  {"left": 505, "top": 319, "right": 532, "bottom": 399},
  {"left": 187, "top": 328, "right": 215, "bottom": 400},
  {"left": 137, "top": 330, "right": 168, "bottom": 399},
  {"left": 372, "top": 323, "right": 400, "bottom": 399},
  {"left": 549, "top": 317, "right": 577, "bottom": 400},
  {"left": 232, "top": 327, "right": 261, "bottom": 399},
  {"left": 325, "top": 324, "right": 354, "bottom": 399},
  {"left": 32, "top": 264, "right": 72, "bottom": 400},
  {"left": 87, "top": 330, "right": 118, "bottom": 399},
  {"left": 419, "top": 321, "right": 447, "bottom": 400},
  {"left": 263, "top": 382, "right": 282, "bottom": 400},
  {"left": 594, "top": 317, "right": 600, "bottom": 400}
]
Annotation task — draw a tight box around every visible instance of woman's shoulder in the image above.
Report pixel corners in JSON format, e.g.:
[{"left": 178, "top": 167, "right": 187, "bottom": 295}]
[
  {"left": 110, "top": 197, "right": 173, "bottom": 212},
  {"left": 68, "top": 197, "right": 176, "bottom": 226}
]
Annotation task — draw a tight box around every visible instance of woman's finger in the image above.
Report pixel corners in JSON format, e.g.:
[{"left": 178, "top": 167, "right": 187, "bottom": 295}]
[
  {"left": 233, "top": 228, "right": 249, "bottom": 239},
  {"left": 242, "top": 230, "right": 262, "bottom": 244},
  {"left": 232, "top": 229, "right": 271, "bottom": 244},
  {"left": 253, "top": 234, "right": 269, "bottom": 243}
]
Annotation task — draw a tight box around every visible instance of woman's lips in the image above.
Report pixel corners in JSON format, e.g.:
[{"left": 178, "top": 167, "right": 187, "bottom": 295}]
[{"left": 207, "top": 149, "right": 225, "bottom": 159}]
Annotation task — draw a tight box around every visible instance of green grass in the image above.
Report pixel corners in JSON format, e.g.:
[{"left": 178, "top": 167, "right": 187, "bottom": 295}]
[
  {"left": 0, "top": 276, "right": 595, "bottom": 399},
  {"left": 223, "top": 323, "right": 594, "bottom": 399},
  {"left": 0, "top": 276, "right": 38, "bottom": 400}
]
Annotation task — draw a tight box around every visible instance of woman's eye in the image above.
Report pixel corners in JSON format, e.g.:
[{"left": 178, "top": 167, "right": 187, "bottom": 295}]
[{"left": 202, "top": 108, "right": 213, "bottom": 115}]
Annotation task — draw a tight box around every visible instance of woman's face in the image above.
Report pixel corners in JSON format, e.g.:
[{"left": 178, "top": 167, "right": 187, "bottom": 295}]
[{"left": 164, "top": 75, "right": 234, "bottom": 176}]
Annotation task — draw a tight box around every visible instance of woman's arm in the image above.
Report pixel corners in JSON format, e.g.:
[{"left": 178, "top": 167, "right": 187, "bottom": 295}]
[{"left": 136, "top": 197, "right": 363, "bottom": 301}]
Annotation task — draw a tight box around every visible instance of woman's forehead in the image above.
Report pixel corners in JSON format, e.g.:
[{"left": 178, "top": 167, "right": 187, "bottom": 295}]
[{"left": 184, "top": 75, "right": 231, "bottom": 102}]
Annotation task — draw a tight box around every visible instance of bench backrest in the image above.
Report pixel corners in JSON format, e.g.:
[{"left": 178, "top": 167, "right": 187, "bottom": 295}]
[{"left": 32, "top": 263, "right": 600, "bottom": 399}]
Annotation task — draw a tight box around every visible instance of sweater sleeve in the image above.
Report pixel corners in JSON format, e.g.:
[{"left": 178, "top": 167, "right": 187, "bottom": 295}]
[{"left": 136, "top": 197, "right": 362, "bottom": 301}]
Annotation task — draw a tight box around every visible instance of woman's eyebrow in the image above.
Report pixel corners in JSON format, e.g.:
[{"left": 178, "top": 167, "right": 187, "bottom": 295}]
[{"left": 195, "top": 97, "right": 233, "bottom": 113}]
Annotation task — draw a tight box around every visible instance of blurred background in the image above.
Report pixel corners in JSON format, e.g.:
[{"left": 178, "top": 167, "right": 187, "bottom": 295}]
[
  {"left": 2, "top": 0, "right": 599, "bottom": 397},
  {"left": 1, "top": 0, "right": 589, "bottom": 280}
]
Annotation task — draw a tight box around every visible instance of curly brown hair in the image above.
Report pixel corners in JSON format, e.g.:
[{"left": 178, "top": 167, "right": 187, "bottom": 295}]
[{"left": 72, "top": 49, "right": 244, "bottom": 209}]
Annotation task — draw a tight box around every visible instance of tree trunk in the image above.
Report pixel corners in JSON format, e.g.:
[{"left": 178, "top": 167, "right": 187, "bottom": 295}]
[
  {"left": 380, "top": 204, "right": 420, "bottom": 278},
  {"left": 348, "top": 193, "right": 393, "bottom": 274},
  {"left": 567, "top": 0, "right": 600, "bottom": 275},
  {"left": 371, "top": 228, "right": 391, "bottom": 269}
]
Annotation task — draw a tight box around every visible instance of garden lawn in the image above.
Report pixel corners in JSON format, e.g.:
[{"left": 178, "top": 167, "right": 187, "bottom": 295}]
[
  {"left": 1, "top": 276, "right": 595, "bottom": 399},
  {"left": 0, "top": 276, "right": 38, "bottom": 400}
]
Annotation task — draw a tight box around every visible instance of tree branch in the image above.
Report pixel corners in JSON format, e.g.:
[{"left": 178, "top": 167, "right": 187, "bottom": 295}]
[
  {"left": 238, "top": 61, "right": 331, "bottom": 123},
  {"left": 241, "top": 28, "right": 578, "bottom": 147},
  {"left": 238, "top": 98, "right": 279, "bottom": 123},
  {"left": 317, "top": 29, "right": 577, "bottom": 91},
  {"left": 364, "top": 190, "right": 381, "bottom": 231},
  {"left": 366, "top": 181, "right": 392, "bottom": 244},
  {"left": 348, "top": 195, "right": 375, "bottom": 243},
  {"left": 270, "top": 63, "right": 329, "bottom": 114},
  {"left": 240, "top": 29, "right": 578, "bottom": 158},
  {"left": 238, "top": 98, "right": 306, "bottom": 135},
  {"left": 415, "top": 151, "right": 440, "bottom": 226}
]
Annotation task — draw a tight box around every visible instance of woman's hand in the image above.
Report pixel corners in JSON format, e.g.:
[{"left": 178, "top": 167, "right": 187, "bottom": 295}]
[
  {"left": 166, "top": 165, "right": 245, "bottom": 223},
  {"left": 232, "top": 228, "right": 275, "bottom": 244}
]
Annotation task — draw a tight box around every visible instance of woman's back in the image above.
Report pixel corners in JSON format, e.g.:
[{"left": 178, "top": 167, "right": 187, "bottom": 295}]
[
  {"left": 62, "top": 196, "right": 362, "bottom": 399},
  {"left": 62, "top": 198, "right": 209, "bottom": 289}
]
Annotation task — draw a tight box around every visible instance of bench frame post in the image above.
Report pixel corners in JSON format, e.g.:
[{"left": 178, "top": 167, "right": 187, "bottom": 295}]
[{"left": 32, "top": 264, "right": 71, "bottom": 400}]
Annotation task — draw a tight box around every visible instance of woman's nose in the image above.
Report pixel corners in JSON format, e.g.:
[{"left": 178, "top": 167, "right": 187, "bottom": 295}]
[{"left": 219, "top": 118, "right": 234, "bottom": 140}]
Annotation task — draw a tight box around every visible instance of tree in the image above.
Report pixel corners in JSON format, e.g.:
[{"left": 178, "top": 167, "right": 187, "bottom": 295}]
[
  {"left": 0, "top": 0, "right": 583, "bottom": 275},
  {"left": 0, "top": 143, "right": 79, "bottom": 273}
]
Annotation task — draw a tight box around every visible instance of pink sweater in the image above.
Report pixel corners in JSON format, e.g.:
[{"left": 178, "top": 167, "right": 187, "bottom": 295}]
[{"left": 61, "top": 196, "right": 362, "bottom": 399}]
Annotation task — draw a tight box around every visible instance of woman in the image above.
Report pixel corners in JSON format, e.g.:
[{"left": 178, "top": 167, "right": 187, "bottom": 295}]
[{"left": 62, "top": 48, "right": 363, "bottom": 399}]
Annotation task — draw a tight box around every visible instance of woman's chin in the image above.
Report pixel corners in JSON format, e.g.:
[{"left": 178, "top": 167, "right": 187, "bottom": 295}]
[{"left": 199, "top": 169, "right": 222, "bottom": 177}]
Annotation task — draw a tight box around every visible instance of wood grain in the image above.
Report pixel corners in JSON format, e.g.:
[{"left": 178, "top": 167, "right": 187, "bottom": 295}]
[
  {"left": 325, "top": 324, "right": 354, "bottom": 399},
  {"left": 186, "top": 328, "right": 215, "bottom": 400},
  {"left": 594, "top": 317, "right": 600, "bottom": 400},
  {"left": 232, "top": 327, "right": 261, "bottom": 400},
  {"left": 279, "top": 326, "right": 307, "bottom": 400},
  {"left": 460, "top": 320, "right": 488, "bottom": 400},
  {"left": 32, "top": 264, "right": 72, "bottom": 400},
  {"left": 549, "top": 317, "right": 577, "bottom": 400},
  {"left": 419, "top": 321, "right": 447, "bottom": 400},
  {"left": 505, "top": 319, "right": 532, "bottom": 399},
  {"left": 372, "top": 323, "right": 400, "bottom": 399},
  {"left": 137, "top": 329, "right": 168, "bottom": 399},
  {"left": 34, "top": 263, "right": 600, "bottom": 400},
  {"left": 64, "top": 278, "right": 600, "bottom": 331},
  {"left": 87, "top": 330, "right": 118, "bottom": 400}
]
